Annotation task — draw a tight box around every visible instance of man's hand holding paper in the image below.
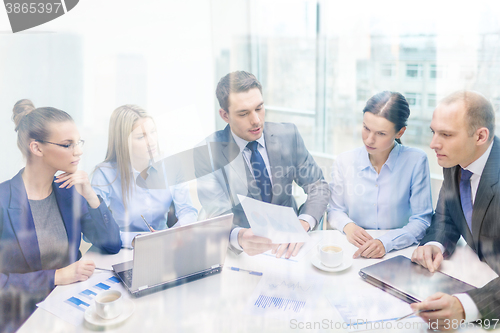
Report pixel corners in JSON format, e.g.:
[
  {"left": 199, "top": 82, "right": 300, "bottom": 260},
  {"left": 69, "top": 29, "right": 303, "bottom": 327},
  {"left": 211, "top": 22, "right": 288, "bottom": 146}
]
[{"left": 238, "top": 195, "right": 311, "bottom": 259}]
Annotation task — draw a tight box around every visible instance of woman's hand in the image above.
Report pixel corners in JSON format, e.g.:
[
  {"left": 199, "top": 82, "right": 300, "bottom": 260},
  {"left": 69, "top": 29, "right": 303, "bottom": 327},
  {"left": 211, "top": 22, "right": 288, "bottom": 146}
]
[
  {"left": 55, "top": 260, "right": 96, "bottom": 285},
  {"left": 353, "top": 239, "right": 386, "bottom": 258},
  {"left": 131, "top": 228, "right": 156, "bottom": 248},
  {"left": 343, "top": 222, "right": 373, "bottom": 247},
  {"left": 55, "top": 171, "right": 100, "bottom": 208}
]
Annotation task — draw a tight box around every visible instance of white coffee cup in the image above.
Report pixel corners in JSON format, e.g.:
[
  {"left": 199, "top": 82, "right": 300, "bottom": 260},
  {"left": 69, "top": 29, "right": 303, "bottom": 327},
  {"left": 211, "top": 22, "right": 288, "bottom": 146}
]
[
  {"left": 318, "top": 244, "right": 343, "bottom": 267},
  {"left": 95, "top": 290, "right": 123, "bottom": 320}
]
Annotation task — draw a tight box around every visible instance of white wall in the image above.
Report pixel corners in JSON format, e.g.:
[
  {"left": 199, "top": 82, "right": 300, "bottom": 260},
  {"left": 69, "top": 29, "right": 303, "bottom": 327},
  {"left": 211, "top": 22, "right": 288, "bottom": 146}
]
[{"left": 0, "top": 0, "right": 216, "bottom": 182}]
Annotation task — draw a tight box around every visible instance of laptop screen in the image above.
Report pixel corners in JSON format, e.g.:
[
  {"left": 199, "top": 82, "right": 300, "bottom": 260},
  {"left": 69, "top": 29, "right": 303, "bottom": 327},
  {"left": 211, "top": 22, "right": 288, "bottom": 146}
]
[{"left": 130, "top": 214, "right": 233, "bottom": 291}]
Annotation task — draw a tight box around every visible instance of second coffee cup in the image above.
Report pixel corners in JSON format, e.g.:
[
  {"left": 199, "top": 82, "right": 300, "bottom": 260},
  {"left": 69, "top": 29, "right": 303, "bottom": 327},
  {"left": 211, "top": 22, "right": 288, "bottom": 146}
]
[{"left": 95, "top": 290, "right": 123, "bottom": 320}]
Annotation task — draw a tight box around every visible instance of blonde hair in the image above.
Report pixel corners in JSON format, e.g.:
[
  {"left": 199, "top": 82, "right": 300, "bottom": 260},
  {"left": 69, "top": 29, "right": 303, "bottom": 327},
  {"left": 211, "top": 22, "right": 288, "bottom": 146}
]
[
  {"left": 97, "top": 105, "right": 153, "bottom": 210},
  {"left": 12, "top": 99, "right": 73, "bottom": 158}
]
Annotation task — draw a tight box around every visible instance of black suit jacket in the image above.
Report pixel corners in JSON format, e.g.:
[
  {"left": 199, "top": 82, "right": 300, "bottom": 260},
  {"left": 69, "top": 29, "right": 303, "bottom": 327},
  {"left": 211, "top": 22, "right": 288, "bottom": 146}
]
[{"left": 420, "top": 136, "right": 500, "bottom": 320}]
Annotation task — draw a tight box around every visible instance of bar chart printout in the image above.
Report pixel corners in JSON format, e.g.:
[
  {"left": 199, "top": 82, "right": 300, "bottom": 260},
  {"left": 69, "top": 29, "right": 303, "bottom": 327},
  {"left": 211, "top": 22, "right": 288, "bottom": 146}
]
[
  {"left": 246, "top": 273, "right": 323, "bottom": 318},
  {"left": 38, "top": 273, "right": 125, "bottom": 326}
]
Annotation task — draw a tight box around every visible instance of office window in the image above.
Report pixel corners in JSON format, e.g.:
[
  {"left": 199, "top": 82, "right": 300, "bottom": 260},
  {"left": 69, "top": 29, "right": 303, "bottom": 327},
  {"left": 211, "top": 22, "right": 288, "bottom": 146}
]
[
  {"left": 406, "top": 64, "right": 423, "bottom": 79},
  {"left": 406, "top": 92, "right": 422, "bottom": 107},
  {"left": 212, "top": 0, "right": 500, "bottom": 176},
  {"left": 429, "top": 64, "right": 445, "bottom": 79},
  {"left": 357, "top": 60, "right": 369, "bottom": 80},
  {"left": 427, "top": 93, "right": 437, "bottom": 108},
  {"left": 380, "top": 63, "right": 395, "bottom": 77},
  {"left": 493, "top": 97, "right": 500, "bottom": 113},
  {"left": 460, "top": 66, "right": 476, "bottom": 80},
  {"left": 357, "top": 88, "right": 370, "bottom": 102}
]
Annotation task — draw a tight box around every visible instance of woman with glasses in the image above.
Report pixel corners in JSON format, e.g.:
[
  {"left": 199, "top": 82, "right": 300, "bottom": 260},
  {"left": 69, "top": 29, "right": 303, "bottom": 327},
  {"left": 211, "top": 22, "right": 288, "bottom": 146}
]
[
  {"left": 0, "top": 99, "right": 121, "bottom": 331},
  {"left": 91, "top": 105, "right": 197, "bottom": 247},
  {"left": 327, "top": 91, "right": 432, "bottom": 259}
]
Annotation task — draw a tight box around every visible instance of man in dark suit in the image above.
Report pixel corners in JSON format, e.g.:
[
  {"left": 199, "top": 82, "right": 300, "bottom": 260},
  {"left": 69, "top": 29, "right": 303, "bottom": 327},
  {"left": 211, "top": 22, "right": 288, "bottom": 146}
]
[
  {"left": 195, "top": 71, "right": 329, "bottom": 258},
  {"left": 411, "top": 91, "right": 500, "bottom": 328}
]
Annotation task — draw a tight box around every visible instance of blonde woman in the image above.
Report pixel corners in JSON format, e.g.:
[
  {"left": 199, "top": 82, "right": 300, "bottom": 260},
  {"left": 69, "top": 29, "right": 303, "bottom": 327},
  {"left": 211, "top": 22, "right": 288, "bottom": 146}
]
[
  {"left": 92, "top": 105, "right": 197, "bottom": 247},
  {"left": 0, "top": 99, "right": 120, "bottom": 331}
]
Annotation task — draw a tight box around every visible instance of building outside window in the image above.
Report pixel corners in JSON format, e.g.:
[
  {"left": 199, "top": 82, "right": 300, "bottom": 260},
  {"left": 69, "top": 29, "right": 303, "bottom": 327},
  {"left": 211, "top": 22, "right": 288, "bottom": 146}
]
[
  {"left": 493, "top": 97, "right": 500, "bottom": 114},
  {"left": 211, "top": 0, "right": 500, "bottom": 175},
  {"left": 406, "top": 92, "right": 422, "bottom": 107},
  {"left": 380, "top": 63, "right": 395, "bottom": 78},
  {"left": 429, "top": 64, "right": 445, "bottom": 79},
  {"left": 357, "top": 60, "right": 369, "bottom": 80},
  {"left": 357, "top": 88, "right": 370, "bottom": 102},
  {"left": 427, "top": 93, "right": 437, "bottom": 108},
  {"left": 406, "top": 63, "right": 423, "bottom": 79}
]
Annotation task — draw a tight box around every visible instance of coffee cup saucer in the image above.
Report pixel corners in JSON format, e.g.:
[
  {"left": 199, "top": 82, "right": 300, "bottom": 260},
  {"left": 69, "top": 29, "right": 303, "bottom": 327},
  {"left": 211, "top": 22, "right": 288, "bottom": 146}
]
[
  {"left": 311, "top": 254, "right": 352, "bottom": 272},
  {"left": 84, "top": 298, "right": 135, "bottom": 327}
]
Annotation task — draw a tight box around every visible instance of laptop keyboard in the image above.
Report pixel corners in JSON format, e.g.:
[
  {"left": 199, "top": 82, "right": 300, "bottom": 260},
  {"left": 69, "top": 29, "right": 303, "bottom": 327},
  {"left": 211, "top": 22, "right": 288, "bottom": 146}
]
[{"left": 117, "top": 268, "right": 133, "bottom": 287}]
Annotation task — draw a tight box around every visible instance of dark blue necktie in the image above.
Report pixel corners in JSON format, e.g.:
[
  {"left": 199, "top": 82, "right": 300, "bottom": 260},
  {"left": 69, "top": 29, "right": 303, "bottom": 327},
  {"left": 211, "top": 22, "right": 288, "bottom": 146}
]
[
  {"left": 459, "top": 168, "right": 473, "bottom": 232},
  {"left": 247, "top": 141, "right": 272, "bottom": 203}
]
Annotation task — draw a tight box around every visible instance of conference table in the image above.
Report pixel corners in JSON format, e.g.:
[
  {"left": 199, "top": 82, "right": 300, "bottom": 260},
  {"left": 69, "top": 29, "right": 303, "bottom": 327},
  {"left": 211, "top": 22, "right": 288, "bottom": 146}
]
[{"left": 18, "top": 230, "right": 499, "bottom": 333}]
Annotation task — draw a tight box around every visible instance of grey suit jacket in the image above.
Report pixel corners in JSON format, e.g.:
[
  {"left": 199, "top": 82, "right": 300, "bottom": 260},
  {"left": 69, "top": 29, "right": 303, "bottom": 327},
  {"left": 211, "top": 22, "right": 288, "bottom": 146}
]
[
  {"left": 195, "top": 122, "right": 329, "bottom": 237},
  {"left": 420, "top": 136, "right": 500, "bottom": 321}
]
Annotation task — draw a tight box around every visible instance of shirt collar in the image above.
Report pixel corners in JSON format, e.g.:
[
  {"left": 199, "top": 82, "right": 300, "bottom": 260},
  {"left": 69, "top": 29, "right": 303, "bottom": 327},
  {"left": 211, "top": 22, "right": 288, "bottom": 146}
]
[
  {"left": 358, "top": 141, "right": 401, "bottom": 172},
  {"left": 230, "top": 130, "right": 267, "bottom": 153},
  {"left": 384, "top": 141, "right": 401, "bottom": 171},
  {"left": 464, "top": 140, "right": 494, "bottom": 177},
  {"left": 131, "top": 161, "right": 157, "bottom": 177}
]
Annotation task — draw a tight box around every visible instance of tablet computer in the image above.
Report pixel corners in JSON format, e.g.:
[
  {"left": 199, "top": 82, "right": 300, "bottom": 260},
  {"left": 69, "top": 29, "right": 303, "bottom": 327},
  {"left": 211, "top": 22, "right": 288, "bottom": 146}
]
[{"left": 359, "top": 255, "right": 476, "bottom": 303}]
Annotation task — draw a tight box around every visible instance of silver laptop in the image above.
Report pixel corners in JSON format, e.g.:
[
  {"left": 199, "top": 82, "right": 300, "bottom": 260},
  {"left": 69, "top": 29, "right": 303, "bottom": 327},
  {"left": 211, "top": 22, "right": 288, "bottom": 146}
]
[
  {"left": 113, "top": 214, "right": 233, "bottom": 297},
  {"left": 359, "top": 255, "right": 475, "bottom": 303}
]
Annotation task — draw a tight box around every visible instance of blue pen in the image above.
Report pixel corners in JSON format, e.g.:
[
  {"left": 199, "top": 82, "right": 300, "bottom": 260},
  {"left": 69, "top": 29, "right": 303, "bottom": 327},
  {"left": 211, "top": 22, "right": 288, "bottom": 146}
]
[{"left": 230, "top": 267, "right": 263, "bottom": 276}]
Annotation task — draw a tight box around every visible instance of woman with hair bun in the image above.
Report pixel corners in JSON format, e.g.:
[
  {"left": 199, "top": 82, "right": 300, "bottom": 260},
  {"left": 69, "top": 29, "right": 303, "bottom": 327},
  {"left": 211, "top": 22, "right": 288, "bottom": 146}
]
[
  {"left": 91, "top": 105, "right": 197, "bottom": 247},
  {"left": 0, "top": 99, "right": 121, "bottom": 331},
  {"left": 327, "top": 92, "right": 432, "bottom": 258}
]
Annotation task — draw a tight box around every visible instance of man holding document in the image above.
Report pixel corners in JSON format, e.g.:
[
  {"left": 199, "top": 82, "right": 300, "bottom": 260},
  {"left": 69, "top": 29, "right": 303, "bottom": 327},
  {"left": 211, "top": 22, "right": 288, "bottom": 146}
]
[
  {"left": 195, "top": 71, "right": 329, "bottom": 258},
  {"left": 411, "top": 91, "right": 500, "bottom": 328}
]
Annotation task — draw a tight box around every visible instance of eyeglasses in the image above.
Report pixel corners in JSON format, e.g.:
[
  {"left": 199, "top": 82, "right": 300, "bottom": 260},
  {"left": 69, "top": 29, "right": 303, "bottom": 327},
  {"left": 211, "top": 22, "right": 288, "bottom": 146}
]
[{"left": 36, "top": 139, "right": 85, "bottom": 150}]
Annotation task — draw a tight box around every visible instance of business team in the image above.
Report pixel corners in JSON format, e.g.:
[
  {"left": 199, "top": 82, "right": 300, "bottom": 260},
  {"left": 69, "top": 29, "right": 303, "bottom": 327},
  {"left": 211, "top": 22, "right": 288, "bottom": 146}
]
[{"left": 0, "top": 71, "right": 498, "bottom": 330}]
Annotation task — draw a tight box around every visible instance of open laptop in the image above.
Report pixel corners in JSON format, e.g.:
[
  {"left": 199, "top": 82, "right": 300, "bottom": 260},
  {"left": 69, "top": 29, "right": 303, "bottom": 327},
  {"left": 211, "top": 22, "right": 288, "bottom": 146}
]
[
  {"left": 112, "top": 214, "right": 233, "bottom": 297},
  {"left": 359, "top": 255, "right": 475, "bottom": 303}
]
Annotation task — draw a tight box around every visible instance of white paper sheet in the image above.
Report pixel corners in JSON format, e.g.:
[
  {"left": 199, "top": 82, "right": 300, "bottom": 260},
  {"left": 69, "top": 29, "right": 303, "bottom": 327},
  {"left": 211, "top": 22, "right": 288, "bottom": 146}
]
[
  {"left": 259, "top": 232, "right": 323, "bottom": 262},
  {"left": 246, "top": 271, "right": 323, "bottom": 318},
  {"left": 326, "top": 286, "right": 422, "bottom": 329},
  {"left": 37, "top": 271, "right": 130, "bottom": 326},
  {"left": 238, "top": 195, "right": 309, "bottom": 243}
]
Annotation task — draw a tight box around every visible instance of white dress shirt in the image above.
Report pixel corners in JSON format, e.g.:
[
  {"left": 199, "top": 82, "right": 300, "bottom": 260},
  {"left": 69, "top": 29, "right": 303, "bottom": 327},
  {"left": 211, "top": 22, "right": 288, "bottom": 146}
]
[
  {"left": 426, "top": 141, "right": 493, "bottom": 322},
  {"left": 228, "top": 130, "right": 316, "bottom": 250}
]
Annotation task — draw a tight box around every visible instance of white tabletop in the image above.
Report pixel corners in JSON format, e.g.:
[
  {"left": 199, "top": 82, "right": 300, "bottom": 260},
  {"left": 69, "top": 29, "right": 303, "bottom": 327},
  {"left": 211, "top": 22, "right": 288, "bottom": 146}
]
[{"left": 18, "top": 230, "right": 499, "bottom": 333}]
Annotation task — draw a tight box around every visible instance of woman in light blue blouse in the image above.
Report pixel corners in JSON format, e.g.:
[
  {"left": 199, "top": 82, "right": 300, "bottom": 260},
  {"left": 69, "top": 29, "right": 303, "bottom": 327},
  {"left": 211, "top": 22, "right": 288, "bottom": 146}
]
[
  {"left": 327, "top": 91, "right": 432, "bottom": 258},
  {"left": 92, "top": 105, "right": 198, "bottom": 247}
]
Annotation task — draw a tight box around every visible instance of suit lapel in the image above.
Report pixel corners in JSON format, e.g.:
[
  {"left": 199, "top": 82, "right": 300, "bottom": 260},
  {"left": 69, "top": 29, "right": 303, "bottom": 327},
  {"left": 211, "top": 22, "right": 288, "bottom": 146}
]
[
  {"left": 7, "top": 169, "right": 42, "bottom": 271},
  {"left": 264, "top": 124, "right": 281, "bottom": 204},
  {"left": 451, "top": 166, "right": 475, "bottom": 250},
  {"left": 471, "top": 137, "right": 500, "bottom": 247}
]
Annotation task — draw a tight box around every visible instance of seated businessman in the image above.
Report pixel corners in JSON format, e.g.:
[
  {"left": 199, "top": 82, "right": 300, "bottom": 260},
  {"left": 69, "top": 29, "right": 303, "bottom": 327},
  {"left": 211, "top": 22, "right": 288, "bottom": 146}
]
[
  {"left": 195, "top": 71, "right": 329, "bottom": 258},
  {"left": 411, "top": 91, "right": 500, "bottom": 328}
]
